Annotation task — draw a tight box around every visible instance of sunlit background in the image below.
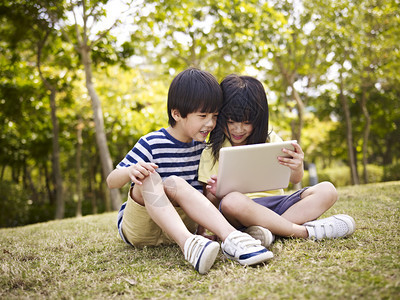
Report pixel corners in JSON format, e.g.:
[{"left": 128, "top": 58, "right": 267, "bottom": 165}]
[{"left": 1, "top": 0, "right": 399, "bottom": 227}]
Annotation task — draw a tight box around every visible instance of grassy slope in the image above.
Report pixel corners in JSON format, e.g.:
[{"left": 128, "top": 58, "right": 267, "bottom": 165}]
[{"left": 1, "top": 181, "right": 399, "bottom": 299}]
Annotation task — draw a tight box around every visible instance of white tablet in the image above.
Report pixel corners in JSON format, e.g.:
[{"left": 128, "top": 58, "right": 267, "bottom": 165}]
[{"left": 215, "top": 140, "right": 296, "bottom": 198}]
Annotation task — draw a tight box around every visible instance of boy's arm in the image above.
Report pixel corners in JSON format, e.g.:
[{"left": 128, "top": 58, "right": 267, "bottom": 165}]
[
  {"left": 106, "top": 162, "right": 158, "bottom": 189},
  {"left": 107, "top": 167, "right": 132, "bottom": 189}
]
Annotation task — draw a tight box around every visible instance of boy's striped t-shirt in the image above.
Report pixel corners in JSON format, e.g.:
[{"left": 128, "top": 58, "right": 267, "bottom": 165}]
[
  {"left": 117, "top": 127, "right": 206, "bottom": 191},
  {"left": 116, "top": 128, "right": 206, "bottom": 245}
]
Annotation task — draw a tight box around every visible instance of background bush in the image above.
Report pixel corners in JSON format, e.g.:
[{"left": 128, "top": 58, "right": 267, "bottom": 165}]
[
  {"left": 383, "top": 163, "right": 400, "bottom": 181},
  {"left": 301, "top": 164, "right": 388, "bottom": 188},
  {"left": 0, "top": 181, "right": 54, "bottom": 227}
]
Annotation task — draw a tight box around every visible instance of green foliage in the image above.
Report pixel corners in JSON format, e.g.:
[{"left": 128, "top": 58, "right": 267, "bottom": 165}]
[
  {"left": 129, "top": 0, "right": 283, "bottom": 78},
  {"left": 304, "top": 0, "right": 400, "bottom": 170},
  {"left": 317, "top": 166, "right": 349, "bottom": 187},
  {"left": 363, "top": 164, "right": 384, "bottom": 184},
  {"left": 0, "top": 181, "right": 54, "bottom": 228},
  {"left": 0, "top": 76, "right": 53, "bottom": 168},
  {"left": 91, "top": 35, "right": 121, "bottom": 68},
  {"left": 383, "top": 163, "right": 400, "bottom": 182},
  {"left": 94, "top": 66, "right": 169, "bottom": 162},
  {"left": 302, "top": 164, "right": 386, "bottom": 187},
  {"left": 1, "top": 0, "right": 400, "bottom": 225}
]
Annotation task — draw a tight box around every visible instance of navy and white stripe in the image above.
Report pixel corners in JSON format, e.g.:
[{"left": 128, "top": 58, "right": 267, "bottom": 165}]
[
  {"left": 117, "top": 128, "right": 205, "bottom": 191},
  {"left": 117, "top": 202, "right": 132, "bottom": 246},
  {"left": 117, "top": 128, "right": 206, "bottom": 244}
]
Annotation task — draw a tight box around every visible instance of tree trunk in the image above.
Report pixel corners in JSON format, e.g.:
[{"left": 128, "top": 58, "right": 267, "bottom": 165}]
[
  {"left": 44, "top": 161, "right": 54, "bottom": 205},
  {"left": 88, "top": 156, "right": 98, "bottom": 214},
  {"left": 49, "top": 89, "right": 65, "bottom": 219},
  {"left": 75, "top": 117, "right": 84, "bottom": 217},
  {"left": 291, "top": 85, "right": 305, "bottom": 146},
  {"left": 383, "top": 135, "right": 394, "bottom": 165},
  {"left": 276, "top": 58, "right": 304, "bottom": 146},
  {"left": 24, "top": 163, "right": 38, "bottom": 203},
  {"left": 360, "top": 87, "right": 371, "bottom": 183},
  {"left": 291, "top": 86, "right": 304, "bottom": 190},
  {"left": 80, "top": 45, "right": 121, "bottom": 211},
  {"left": 37, "top": 31, "right": 64, "bottom": 219},
  {"left": 0, "top": 165, "right": 5, "bottom": 180},
  {"left": 340, "top": 71, "right": 359, "bottom": 185}
]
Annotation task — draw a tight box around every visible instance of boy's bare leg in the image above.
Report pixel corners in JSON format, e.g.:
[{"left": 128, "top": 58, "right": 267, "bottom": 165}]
[
  {"left": 163, "top": 175, "right": 236, "bottom": 241},
  {"left": 164, "top": 176, "right": 275, "bottom": 267},
  {"left": 281, "top": 182, "right": 337, "bottom": 224},
  {"left": 219, "top": 192, "right": 309, "bottom": 238},
  {"left": 137, "top": 172, "right": 192, "bottom": 251}
]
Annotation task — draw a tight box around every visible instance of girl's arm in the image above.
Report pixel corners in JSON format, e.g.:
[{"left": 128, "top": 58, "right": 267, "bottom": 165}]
[
  {"left": 278, "top": 142, "right": 304, "bottom": 184},
  {"left": 289, "top": 163, "right": 304, "bottom": 184},
  {"left": 204, "top": 175, "right": 221, "bottom": 207}
]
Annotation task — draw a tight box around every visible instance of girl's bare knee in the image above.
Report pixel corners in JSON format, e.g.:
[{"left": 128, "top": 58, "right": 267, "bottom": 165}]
[
  {"left": 220, "top": 192, "right": 247, "bottom": 215},
  {"left": 318, "top": 181, "right": 338, "bottom": 206}
]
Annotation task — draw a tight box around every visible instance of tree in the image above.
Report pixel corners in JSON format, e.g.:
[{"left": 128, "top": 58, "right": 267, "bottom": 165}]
[
  {"left": 306, "top": 0, "right": 400, "bottom": 184},
  {"left": 349, "top": 0, "right": 400, "bottom": 182},
  {"left": 302, "top": 0, "right": 362, "bottom": 184},
  {"left": 254, "top": 0, "right": 332, "bottom": 147},
  {"left": 127, "top": 0, "right": 281, "bottom": 79},
  {"left": 41, "top": 0, "right": 133, "bottom": 210},
  {"left": 36, "top": 28, "right": 65, "bottom": 219},
  {"left": 0, "top": 0, "right": 75, "bottom": 217}
]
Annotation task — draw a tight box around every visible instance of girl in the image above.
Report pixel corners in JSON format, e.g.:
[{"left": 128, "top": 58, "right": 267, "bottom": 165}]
[{"left": 198, "top": 74, "right": 355, "bottom": 246}]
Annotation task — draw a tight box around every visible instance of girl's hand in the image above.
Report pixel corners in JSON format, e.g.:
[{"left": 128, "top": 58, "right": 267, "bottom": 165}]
[
  {"left": 127, "top": 161, "right": 158, "bottom": 185},
  {"left": 278, "top": 142, "right": 304, "bottom": 171},
  {"left": 205, "top": 175, "right": 218, "bottom": 196}
]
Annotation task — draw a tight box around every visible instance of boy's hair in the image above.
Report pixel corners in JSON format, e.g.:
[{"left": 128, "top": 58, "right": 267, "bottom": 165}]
[
  {"left": 209, "top": 74, "right": 269, "bottom": 161},
  {"left": 168, "top": 67, "right": 223, "bottom": 127}
]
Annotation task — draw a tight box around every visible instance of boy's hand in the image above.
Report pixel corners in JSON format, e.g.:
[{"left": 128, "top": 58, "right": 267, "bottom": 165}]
[
  {"left": 278, "top": 142, "right": 304, "bottom": 171},
  {"left": 127, "top": 162, "right": 158, "bottom": 185},
  {"left": 205, "top": 175, "right": 218, "bottom": 196}
]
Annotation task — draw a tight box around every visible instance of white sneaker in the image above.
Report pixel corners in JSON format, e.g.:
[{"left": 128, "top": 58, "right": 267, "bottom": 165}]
[
  {"left": 221, "top": 231, "right": 273, "bottom": 266},
  {"left": 184, "top": 235, "right": 220, "bottom": 274},
  {"left": 304, "top": 214, "right": 356, "bottom": 240},
  {"left": 244, "top": 226, "right": 275, "bottom": 248}
]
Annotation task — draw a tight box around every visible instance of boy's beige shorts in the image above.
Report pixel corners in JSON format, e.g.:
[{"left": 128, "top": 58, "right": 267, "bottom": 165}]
[{"left": 121, "top": 189, "right": 197, "bottom": 247}]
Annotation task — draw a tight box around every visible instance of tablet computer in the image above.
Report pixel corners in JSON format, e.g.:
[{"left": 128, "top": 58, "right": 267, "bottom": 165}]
[{"left": 215, "top": 140, "right": 296, "bottom": 198}]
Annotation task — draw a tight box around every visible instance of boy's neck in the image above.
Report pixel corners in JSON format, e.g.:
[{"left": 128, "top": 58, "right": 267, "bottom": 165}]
[{"left": 166, "top": 126, "right": 192, "bottom": 143}]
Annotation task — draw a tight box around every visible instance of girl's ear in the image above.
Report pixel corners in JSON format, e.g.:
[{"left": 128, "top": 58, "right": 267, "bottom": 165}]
[{"left": 171, "top": 109, "right": 182, "bottom": 122}]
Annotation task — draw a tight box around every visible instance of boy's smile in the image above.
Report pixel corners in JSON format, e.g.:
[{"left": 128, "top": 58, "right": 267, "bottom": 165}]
[
  {"left": 168, "top": 111, "right": 218, "bottom": 143},
  {"left": 199, "top": 129, "right": 211, "bottom": 139}
]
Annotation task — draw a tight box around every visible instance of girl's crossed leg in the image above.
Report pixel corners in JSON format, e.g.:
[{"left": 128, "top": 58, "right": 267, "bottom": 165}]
[{"left": 219, "top": 181, "right": 342, "bottom": 239}]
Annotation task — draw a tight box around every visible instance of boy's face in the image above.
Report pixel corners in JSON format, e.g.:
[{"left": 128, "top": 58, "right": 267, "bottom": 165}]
[{"left": 176, "top": 111, "right": 219, "bottom": 142}]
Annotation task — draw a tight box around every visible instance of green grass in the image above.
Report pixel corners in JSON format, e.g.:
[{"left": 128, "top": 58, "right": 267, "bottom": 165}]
[{"left": 1, "top": 181, "right": 399, "bottom": 299}]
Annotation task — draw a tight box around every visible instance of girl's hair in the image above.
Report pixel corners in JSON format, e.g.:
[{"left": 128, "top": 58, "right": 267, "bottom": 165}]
[
  {"left": 209, "top": 74, "right": 269, "bottom": 162},
  {"left": 168, "top": 67, "right": 223, "bottom": 127}
]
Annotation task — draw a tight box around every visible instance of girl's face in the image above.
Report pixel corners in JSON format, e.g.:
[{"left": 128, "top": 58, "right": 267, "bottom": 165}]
[{"left": 225, "top": 120, "right": 254, "bottom": 146}]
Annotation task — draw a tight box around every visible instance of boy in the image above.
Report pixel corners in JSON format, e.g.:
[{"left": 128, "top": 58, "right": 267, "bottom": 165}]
[{"left": 107, "top": 68, "right": 273, "bottom": 274}]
